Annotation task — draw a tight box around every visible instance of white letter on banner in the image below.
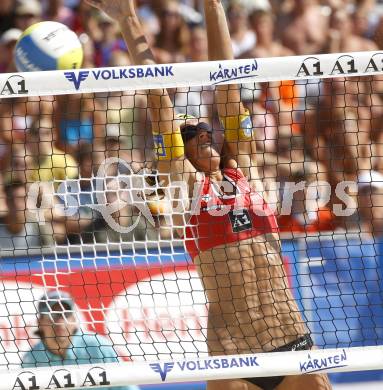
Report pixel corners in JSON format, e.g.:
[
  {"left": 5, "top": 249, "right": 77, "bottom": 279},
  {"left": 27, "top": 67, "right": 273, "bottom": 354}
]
[
  {"left": 305, "top": 180, "right": 331, "bottom": 214},
  {"left": 280, "top": 181, "right": 305, "bottom": 215},
  {"left": 334, "top": 181, "right": 357, "bottom": 216}
]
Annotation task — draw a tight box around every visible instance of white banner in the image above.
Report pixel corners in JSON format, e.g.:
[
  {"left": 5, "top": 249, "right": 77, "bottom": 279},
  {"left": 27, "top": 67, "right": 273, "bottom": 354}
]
[
  {"left": 0, "top": 51, "right": 383, "bottom": 98},
  {"left": 2, "top": 346, "right": 383, "bottom": 389}
]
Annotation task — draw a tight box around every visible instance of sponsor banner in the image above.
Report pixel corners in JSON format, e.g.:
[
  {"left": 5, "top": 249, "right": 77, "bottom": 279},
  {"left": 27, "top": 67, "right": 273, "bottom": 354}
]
[
  {"left": 0, "top": 258, "right": 207, "bottom": 369},
  {"left": 2, "top": 346, "right": 383, "bottom": 389},
  {"left": 1, "top": 238, "right": 383, "bottom": 385},
  {"left": 1, "top": 51, "right": 383, "bottom": 98}
]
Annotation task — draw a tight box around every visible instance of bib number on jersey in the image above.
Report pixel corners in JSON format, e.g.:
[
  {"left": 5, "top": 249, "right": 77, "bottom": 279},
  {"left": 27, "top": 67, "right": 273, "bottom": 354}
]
[{"left": 229, "top": 209, "right": 252, "bottom": 233}]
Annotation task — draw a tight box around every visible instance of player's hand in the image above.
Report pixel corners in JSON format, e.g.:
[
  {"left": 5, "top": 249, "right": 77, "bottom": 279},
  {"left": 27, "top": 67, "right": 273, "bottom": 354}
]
[
  {"left": 205, "top": 0, "right": 223, "bottom": 6},
  {"left": 85, "top": 0, "right": 135, "bottom": 22}
]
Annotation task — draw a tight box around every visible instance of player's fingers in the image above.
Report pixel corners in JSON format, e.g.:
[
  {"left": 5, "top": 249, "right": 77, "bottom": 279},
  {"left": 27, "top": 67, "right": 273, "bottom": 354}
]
[{"left": 84, "top": 0, "right": 103, "bottom": 9}]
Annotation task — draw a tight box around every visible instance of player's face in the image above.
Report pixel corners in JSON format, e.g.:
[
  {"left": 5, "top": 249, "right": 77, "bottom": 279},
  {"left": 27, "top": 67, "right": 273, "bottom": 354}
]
[
  {"left": 253, "top": 14, "right": 273, "bottom": 37},
  {"left": 185, "top": 129, "right": 221, "bottom": 173},
  {"left": 38, "top": 303, "right": 77, "bottom": 355}
]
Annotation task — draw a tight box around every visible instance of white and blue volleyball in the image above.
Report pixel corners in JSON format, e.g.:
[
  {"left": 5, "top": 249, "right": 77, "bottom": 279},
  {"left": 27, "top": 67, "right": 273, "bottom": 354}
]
[{"left": 14, "top": 21, "right": 83, "bottom": 72}]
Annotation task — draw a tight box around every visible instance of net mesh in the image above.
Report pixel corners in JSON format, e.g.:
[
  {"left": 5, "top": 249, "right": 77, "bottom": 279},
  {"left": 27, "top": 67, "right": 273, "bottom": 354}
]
[{"left": 0, "top": 58, "right": 383, "bottom": 379}]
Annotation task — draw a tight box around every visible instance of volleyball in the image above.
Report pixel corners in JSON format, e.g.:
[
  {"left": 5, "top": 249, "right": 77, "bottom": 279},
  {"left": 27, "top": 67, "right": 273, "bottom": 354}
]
[{"left": 14, "top": 21, "right": 83, "bottom": 72}]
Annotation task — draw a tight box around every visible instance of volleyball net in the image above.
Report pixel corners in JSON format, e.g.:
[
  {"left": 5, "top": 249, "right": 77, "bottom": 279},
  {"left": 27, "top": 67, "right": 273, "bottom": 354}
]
[{"left": 0, "top": 51, "right": 383, "bottom": 388}]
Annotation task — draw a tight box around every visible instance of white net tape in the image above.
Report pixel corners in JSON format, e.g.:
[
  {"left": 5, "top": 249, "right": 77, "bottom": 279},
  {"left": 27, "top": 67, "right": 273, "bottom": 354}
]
[
  {"left": 1, "top": 51, "right": 383, "bottom": 387},
  {"left": 0, "top": 51, "right": 382, "bottom": 98}
]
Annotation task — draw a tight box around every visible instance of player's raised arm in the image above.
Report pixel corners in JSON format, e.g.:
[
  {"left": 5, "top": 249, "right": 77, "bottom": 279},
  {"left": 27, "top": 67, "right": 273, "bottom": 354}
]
[
  {"left": 204, "top": 0, "right": 256, "bottom": 175},
  {"left": 85, "top": 0, "right": 188, "bottom": 175}
]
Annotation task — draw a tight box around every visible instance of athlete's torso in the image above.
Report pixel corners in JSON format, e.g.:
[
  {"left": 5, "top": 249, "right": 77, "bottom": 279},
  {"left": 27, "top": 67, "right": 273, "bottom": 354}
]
[{"left": 185, "top": 168, "right": 278, "bottom": 259}]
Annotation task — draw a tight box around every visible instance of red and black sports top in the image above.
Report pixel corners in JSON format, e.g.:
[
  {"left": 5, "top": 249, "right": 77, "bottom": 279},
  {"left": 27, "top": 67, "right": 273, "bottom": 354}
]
[{"left": 185, "top": 168, "right": 279, "bottom": 259}]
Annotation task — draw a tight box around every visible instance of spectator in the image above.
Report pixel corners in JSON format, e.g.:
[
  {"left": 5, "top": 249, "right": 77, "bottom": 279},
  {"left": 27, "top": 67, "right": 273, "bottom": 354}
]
[
  {"left": 0, "top": 143, "right": 41, "bottom": 250},
  {"left": 54, "top": 93, "right": 105, "bottom": 164},
  {"left": 13, "top": 0, "right": 42, "bottom": 32},
  {"left": 79, "top": 32, "right": 97, "bottom": 68},
  {"left": 0, "top": 28, "right": 21, "bottom": 73},
  {"left": 240, "top": 83, "right": 277, "bottom": 156},
  {"left": 369, "top": 77, "right": 383, "bottom": 172},
  {"left": 23, "top": 117, "right": 97, "bottom": 245},
  {"left": 93, "top": 11, "right": 127, "bottom": 67},
  {"left": 21, "top": 290, "right": 140, "bottom": 390},
  {"left": 0, "top": 96, "right": 43, "bottom": 144},
  {"left": 0, "top": 0, "right": 15, "bottom": 35},
  {"left": 43, "top": 0, "right": 75, "bottom": 27},
  {"left": 352, "top": 5, "right": 377, "bottom": 39},
  {"left": 70, "top": 0, "right": 95, "bottom": 34},
  {"left": 172, "top": 26, "right": 215, "bottom": 121},
  {"left": 226, "top": 1, "right": 256, "bottom": 58},
  {"left": 279, "top": 0, "right": 329, "bottom": 55},
  {"left": 244, "top": 9, "right": 293, "bottom": 58},
  {"left": 302, "top": 77, "right": 373, "bottom": 229},
  {"left": 325, "top": 8, "right": 378, "bottom": 53},
  {"left": 0, "top": 186, "right": 41, "bottom": 250},
  {"left": 25, "top": 117, "right": 79, "bottom": 184},
  {"left": 155, "top": 0, "right": 189, "bottom": 63},
  {"left": 186, "top": 24, "right": 208, "bottom": 62},
  {"left": 97, "top": 50, "right": 150, "bottom": 173}
]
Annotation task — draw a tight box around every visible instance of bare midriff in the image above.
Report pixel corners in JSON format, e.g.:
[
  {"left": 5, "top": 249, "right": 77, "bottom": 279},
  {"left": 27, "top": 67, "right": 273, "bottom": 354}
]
[{"left": 194, "top": 234, "right": 308, "bottom": 355}]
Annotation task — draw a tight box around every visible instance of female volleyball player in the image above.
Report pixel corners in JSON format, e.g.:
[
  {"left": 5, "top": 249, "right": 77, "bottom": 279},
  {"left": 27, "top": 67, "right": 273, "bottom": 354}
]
[{"left": 86, "top": 1, "right": 332, "bottom": 389}]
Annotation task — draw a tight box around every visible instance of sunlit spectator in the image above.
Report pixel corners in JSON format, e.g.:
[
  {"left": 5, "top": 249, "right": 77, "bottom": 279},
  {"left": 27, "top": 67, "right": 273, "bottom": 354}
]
[
  {"left": 187, "top": 24, "right": 208, "bottom": 62},
  {"left": 24, "top": 117, "right": 81, "bottom": 244},
  {"left": 0, "top": 97, "right": 43, "bottom": 143},
  {"left": 155, "top": 0, "right": 189, "bottom": 63},
  {"left": 0, "top": 142, "right": 41, "bottom": 250},
  {"left": 54, "top": 93, "right": 105, "bottom": 171},
  {"left": 70, "top": 0, "right": 94, "bottom": 34},
  {"left": 43, "top": 0, "right": 75, "bottom": 27},
  {"left": 0, "top": 28, "right": 21, "bottom": 73},
  {"left": 325, "top": 8, "right": 378, "bottom": 52},
  {"left": 226, "top": 1, "right": 256, "bottom": 58},
  {"left": 78, "top": 32, "right": 97, "bottom": 68},
  {"left": 280, "top": 0, "right": 329, "bottom": 55},
  {"left": 26, "top": 117, "right": 78, "bottom": 184},
  {"left": 244, "top": 9, "right": 293, "bottom": 58},
  {"left": 93, "top": 11, "right": 127, "bottom": 67},
  {"left": 21, "top": 290, "right": 140, "bottom": 390},
  {"left": 13, "top": 0, "right": 42, "bottom": 32}
]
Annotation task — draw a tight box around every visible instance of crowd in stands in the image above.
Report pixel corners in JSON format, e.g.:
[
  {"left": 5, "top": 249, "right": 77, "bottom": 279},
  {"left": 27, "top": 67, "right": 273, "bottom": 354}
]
[{"left": 0, "top": 0, "right": 383, "bottom": 249}]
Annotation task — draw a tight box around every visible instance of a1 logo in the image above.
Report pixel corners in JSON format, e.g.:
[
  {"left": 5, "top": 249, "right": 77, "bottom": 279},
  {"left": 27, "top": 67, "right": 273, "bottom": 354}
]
[
  {"left": 229, "top": 209, "right": 252, "bottom": 233},
  {"left": 1, "top": 75, "right": 28, "bottom": 96}
]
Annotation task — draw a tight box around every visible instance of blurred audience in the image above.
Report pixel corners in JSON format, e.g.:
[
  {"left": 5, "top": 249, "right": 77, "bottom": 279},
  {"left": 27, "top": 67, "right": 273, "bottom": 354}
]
[
  {"left": 325, "top": 8, "right": 378, "bottom": 52},
  {"left": 280, "top": 0, "right": 329, "bottom": 55},
  {"left": 227, "top": 1, "right": 256, "bottom": 58},
  {"left": 0, "top": 28, "right": 21, "bottom": 73},
  {"left": 13, "top": 0, "right": 42, "bottom": 32},
  {"left": 244, "top": 9, "right": 292, "bottom": 58},
  {"left": 1, "top": 0, "right": 383, "bottom": 247},
  {"left": 154, "top": 0, "right": 189, "bottom": 63}
]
